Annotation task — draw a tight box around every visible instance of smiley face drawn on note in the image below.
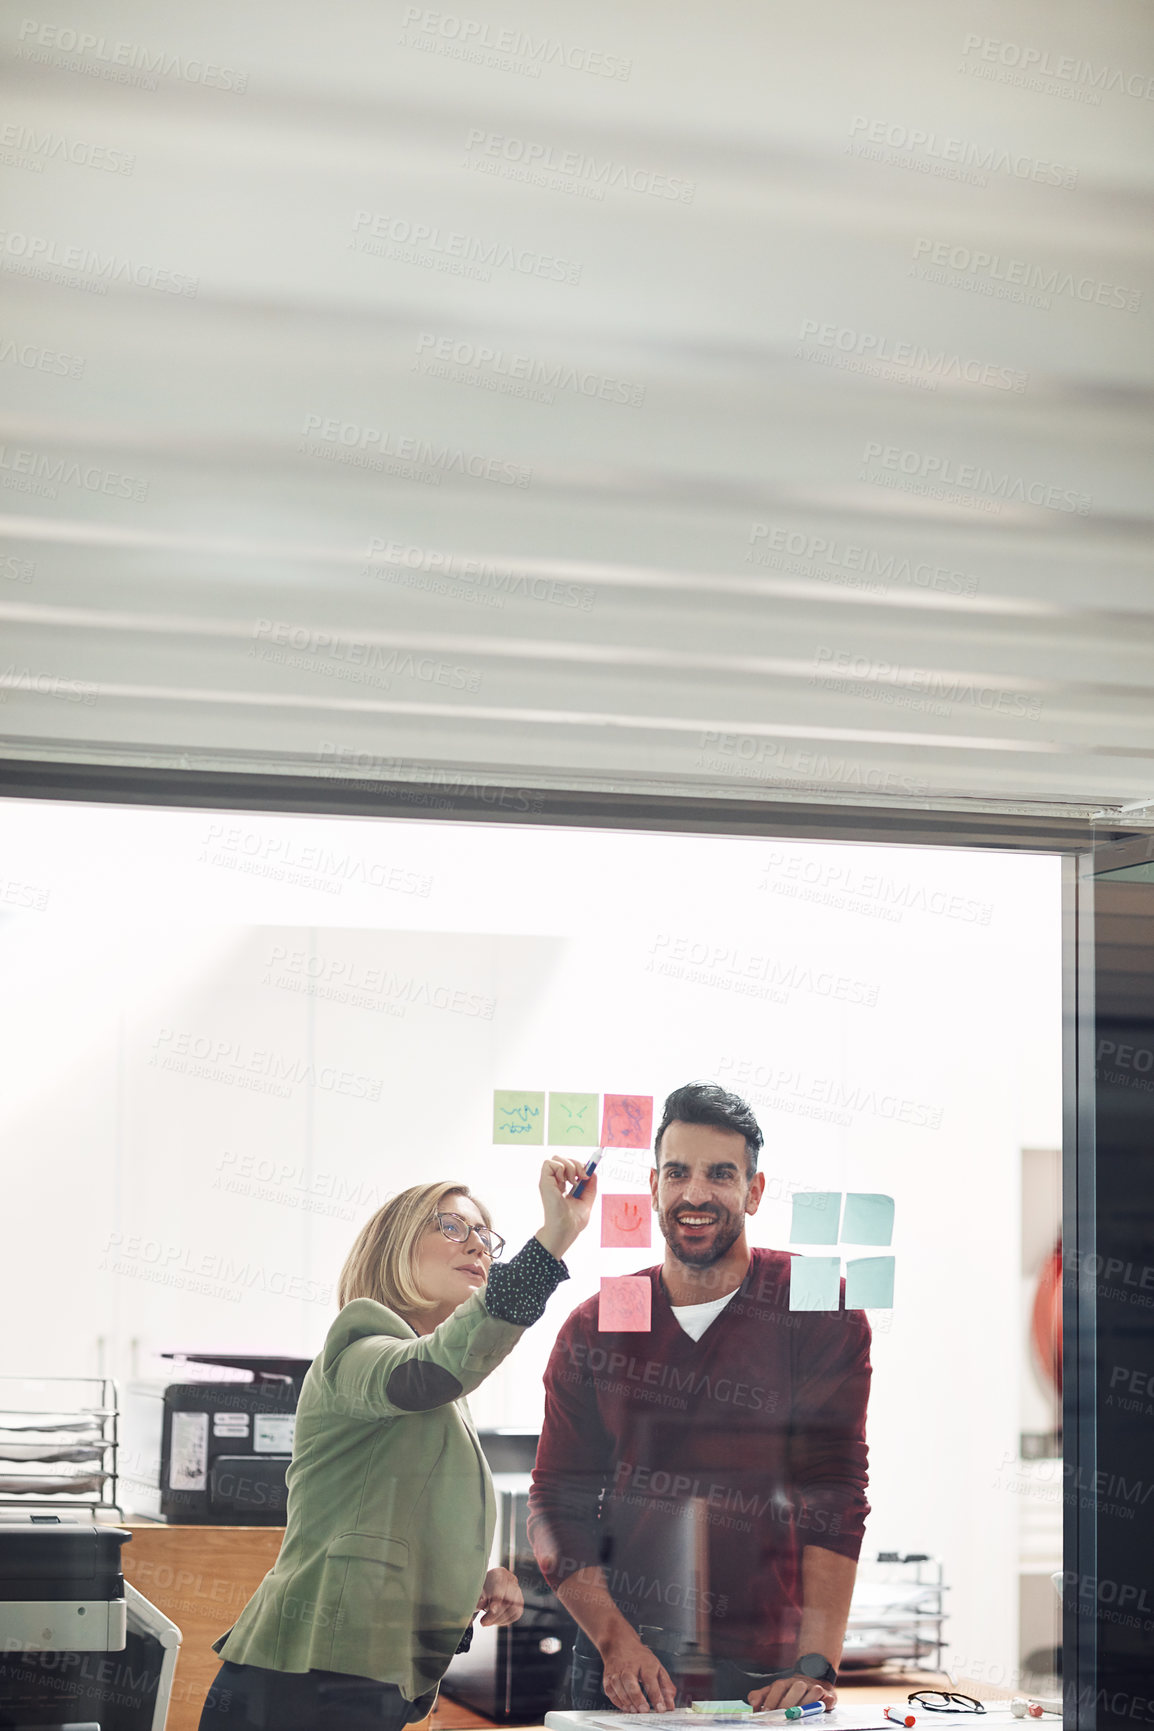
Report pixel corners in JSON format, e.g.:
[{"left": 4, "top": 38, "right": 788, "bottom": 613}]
[{"left": 601, "top": 1193, "right": 652, "bottom": 1248}]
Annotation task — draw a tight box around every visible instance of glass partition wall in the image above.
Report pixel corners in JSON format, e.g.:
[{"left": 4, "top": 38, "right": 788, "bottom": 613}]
[{"left": 0, "top": 796, "right": 1065, "bottom": 1708}]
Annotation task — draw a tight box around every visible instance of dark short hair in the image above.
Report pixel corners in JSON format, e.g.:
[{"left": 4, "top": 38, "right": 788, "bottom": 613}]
[{"left": 654, "top": 1082, "right": 764, "bottom": 1176}]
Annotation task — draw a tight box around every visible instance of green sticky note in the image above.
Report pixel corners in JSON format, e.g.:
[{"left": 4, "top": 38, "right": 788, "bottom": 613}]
[
  {"left": 493, "top": 1090, "right": 545, "bottom": 1145},
  {"left": 789, "top": 1255, "right": 841, "bottom": 1311},
  {"left": 790, "top": 1191, "right": 841, "bottom": 1244},
  {"left": 842, "top": 1193, "right": 894, "bottom": 1246},
  {"left": 845, "top": 1255, "right": 895, "bottom": 1309},
  {"left": 548, "top": 1091, "right": 600, "bottom": 1146}
]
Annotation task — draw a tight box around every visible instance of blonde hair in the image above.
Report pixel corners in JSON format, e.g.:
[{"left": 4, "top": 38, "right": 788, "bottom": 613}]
[{"left": 337, "top": 1181, "right": 492, "bottom": 1314}]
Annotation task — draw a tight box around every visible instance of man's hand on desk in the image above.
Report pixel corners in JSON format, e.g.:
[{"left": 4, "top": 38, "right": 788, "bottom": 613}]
[
  {"left": 747, "top": 1676, "right": 837, "bottom": 1712},
  {"left": 598, "top": 1632, "right": 678, "bottom": 1713}
]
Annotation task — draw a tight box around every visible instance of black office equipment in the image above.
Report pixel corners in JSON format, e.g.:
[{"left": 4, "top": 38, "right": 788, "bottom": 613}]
[
  {"left": 0, "top": 1515, "right": 180, "bottom": 1729},
  {"left": 124, "top": 1352, "right": 310, "bottom": 1526},
  {"left": 442, "top": 1432, "right": 578, "bottom": 1724}
]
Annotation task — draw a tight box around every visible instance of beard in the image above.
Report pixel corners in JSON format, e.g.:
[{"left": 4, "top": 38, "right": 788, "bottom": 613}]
[{"left": 656, "top": 1200, "right": 746, "bottom": 1268}]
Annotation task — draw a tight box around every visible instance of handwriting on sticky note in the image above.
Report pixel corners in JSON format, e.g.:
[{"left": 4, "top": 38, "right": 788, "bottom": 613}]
[
  {"left": 788, "top": 1255, "right": 841, "bottom": 1312},
  {"left": 845, "top": 1255, "right": 895, "bottom": 1309},
  {"left": 548, "top": 1091, "right": 600, "bottom": 1147},
  {"left": 790, "top": 1192, "right": 841, "bottom": 1245},
  {"left": 601, "top": 1094, "right": 654, "bottom": 1149},
  {"left": 601, "top": 1194, "right": 652, "bottom": 1249},
  {"left": 598, "top": 1275, "right": 652, "bottom": 1332},
  {"left": 492, "top": 1090, "right": 545, "bottom": 1145},
  {"left": 841, "top": 1193, "right": 894, "bottom": 1246}
]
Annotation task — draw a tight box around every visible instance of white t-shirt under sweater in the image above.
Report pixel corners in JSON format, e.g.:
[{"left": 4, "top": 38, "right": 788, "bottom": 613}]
[{"left": 669, "top": 1285, "right": 741, "bottom": 1341}]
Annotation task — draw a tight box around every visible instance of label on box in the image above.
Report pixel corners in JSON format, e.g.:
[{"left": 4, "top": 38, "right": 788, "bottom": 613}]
[
  {"left": 254, "top": 1414, "right": 296, "bottom": 1453},
  {"left": 213, "top": 1411, "right": 250, "bottom": 1438},
  {"left": 169, "top": 1411, "right": 208, "bottom": 1491}
]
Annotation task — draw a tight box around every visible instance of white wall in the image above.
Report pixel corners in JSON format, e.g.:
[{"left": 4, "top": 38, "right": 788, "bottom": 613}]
[{"left": 0, "top": 799, "right": 1062, "bottom": 1681}]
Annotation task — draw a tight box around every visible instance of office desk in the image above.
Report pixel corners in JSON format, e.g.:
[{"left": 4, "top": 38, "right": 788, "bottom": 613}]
[
  {"left": 118, "top": 1520, "right": 449, "bottom": 1731},
  {"left": 114, "top": 1531, "right": 1004, "bottom": 1731},
  {"left": 541, "top": 1694, "right": 1020, "bottom": 1731},
  {"left": 435, "top": 1675, "right": 1014, "bottom": 1731},
  {"left": 543, "top": 1703, "right": 1017, "bottom": 1731},
  {"left": 119, "top": 1522, "right": 283, "bottom": 1731}
]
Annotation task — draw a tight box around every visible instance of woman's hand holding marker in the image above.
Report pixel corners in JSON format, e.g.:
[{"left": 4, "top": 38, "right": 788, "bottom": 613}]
[{"left": 535, "top": 1155, "right": 598, "bottom": 1261}]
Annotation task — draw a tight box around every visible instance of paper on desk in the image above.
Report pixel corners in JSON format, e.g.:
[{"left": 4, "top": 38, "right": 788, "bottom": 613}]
[
  {"left": 571, "top": 1713, "right": 893, "bottom": 1731},
  {"left": 547, "top": 1708, "right": 1021, "bottom": 1731}
]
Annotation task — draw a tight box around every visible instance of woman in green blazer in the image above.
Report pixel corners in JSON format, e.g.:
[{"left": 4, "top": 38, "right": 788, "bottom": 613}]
[{"left": 198, "top": 1154, "right": 595, "bottom": 1731}]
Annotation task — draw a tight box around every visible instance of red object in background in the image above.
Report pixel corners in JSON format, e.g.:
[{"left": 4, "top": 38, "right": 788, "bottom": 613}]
[{"left": 1031, "top": 1237, "right": 1062, "bottom": 1396}]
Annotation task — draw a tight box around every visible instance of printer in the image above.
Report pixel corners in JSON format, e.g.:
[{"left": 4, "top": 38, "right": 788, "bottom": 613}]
[
  {"left": 0, "top": 1514, "right": 180, "bottom": 1729},
  {"left": 123, "top": 1353, "right": 310, "bottom": 1526}
]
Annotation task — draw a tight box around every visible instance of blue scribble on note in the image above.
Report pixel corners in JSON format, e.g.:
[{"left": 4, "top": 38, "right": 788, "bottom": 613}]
[
  {"left": 493, "top": 1090, "right": 545, "bottom": 1145},
  {"left": 601, "top": 1093, "right": 654, "bottom": 1148}
]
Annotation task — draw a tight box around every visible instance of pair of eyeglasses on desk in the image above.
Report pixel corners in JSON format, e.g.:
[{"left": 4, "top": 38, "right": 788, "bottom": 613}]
[{"left": 907, "top": 1694, "right": 985, "bottom": 1714}]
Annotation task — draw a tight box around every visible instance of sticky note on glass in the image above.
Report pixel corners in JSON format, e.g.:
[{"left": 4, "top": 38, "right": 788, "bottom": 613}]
[
  {"left": 601, "top": 1094, "right": 653, "bottom": 1148},
  {"left": 790, "top": 1191, "right": 841, "bottom": 1245},
  {"left": 842, "top": 1193, "right": 894, "bottom": 1246},
  {"left": 598, "top": 1275, "right": 652, "bottom": 1332},
  {"left": 601, "top": 1194, "right": 652, "bottom": 1249},
  {"left": 846, "top": 1255, "right": 895, "bottom": 1309},
  {"left": 548, "top": 1092, "right": 599, "bottom": 1147},
  {"left": 789, "top": 1255, "right": 841, "bottom": 1311},
  {"left": 493, "top": 1090, "right": 545, "bottom": 1145}
]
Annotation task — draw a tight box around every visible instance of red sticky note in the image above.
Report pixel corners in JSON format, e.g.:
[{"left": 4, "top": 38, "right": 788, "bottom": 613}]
[
  {"left": 601, "top": 1094, "right": 653, "bottom": 1149},
  {"left": 601, "top": 1194, "right": 652, "bottom": 1249},
  {"left": 598, "top": 1276, "right": 652, "bottom": 1333}
]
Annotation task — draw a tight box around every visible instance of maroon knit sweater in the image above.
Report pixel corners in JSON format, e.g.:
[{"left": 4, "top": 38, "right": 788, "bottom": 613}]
[{"left": 528, "top": 1247, "right": 872, "bottom": 1667}]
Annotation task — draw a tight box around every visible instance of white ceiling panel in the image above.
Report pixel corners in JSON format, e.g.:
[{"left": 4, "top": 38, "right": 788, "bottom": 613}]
[{"left": 1, "top": 0, "right": 1152, "bottom": 817}]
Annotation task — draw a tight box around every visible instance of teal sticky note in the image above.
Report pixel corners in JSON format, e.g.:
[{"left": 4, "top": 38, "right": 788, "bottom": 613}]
[
  {"left": 845, "top": 1255, "right": 895, "bottom": 1309},
  {"left": 790, "top": 1191, "right": 841, "bottom": 1245},
  {"left": 493, "top": 1090, "right": 545, "bottom": 1145},
  {"left": 841, "top": 1193, "right": 894, "bottom": 1246},
  {"left": 548, "top": 1091, "right": 599, "bottom": 1146},
  {"left": 789, "top": 1255, "right": 841, "bottom": 1311}
]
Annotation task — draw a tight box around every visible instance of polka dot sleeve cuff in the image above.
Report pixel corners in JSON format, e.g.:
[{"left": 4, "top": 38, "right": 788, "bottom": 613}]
[{"left": 483, "top": 1235, "right": 570, "bottom": 1327}]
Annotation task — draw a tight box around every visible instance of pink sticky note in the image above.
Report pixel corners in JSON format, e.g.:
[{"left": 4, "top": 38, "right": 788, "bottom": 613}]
[
  {"left": 598, "top": 1276, "right": 652, "bottom": 1333},
  {"left": 601, "top": 1094, "right": 654, "bottom": 1149},
  {"left": 601, "top": 1194, "right": 652, "bottom": 1249}
]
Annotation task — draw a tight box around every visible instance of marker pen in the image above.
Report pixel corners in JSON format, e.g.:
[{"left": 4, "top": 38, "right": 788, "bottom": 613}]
[
  {"left": 785, "top": 1704, "right": 826, "bottom": 1720},
  {"left": 571, "top": 1149, "right": 602, "bottom": 1199},
  {"left": 883, "top": 1709, "right": 917, "bottom": 1726}
]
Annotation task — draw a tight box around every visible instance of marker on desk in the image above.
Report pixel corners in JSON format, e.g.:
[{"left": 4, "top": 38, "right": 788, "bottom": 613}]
[
  {"left": 883, "top": 1709, "right": 917, "bottom": 1726},
  {"left": 571, "top": 1149, "right": 602, "bottom": 1199},
  {"left": 785, "top": 1704, "right": 827, "bottom": 1720}
]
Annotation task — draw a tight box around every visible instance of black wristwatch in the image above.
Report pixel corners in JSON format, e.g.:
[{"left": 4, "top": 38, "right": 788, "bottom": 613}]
[{"left": 794, "top": 1653, "right": 837, "bottom": 1685}]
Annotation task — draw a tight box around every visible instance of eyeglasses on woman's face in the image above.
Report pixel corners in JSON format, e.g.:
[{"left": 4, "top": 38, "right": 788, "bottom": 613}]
[{"left": 431, "top": 1211, "right": 505, "bottom": 1261}]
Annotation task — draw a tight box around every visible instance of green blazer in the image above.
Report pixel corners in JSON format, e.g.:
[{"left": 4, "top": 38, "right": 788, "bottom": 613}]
[{"left": 211, "top": 1290, "right": 527, "bottom": 1704}]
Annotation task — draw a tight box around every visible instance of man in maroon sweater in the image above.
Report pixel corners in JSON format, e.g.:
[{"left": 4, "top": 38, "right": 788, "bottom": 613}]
[{"left": 528, "top": 1082, "right": 871, "bottom": 1714}]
